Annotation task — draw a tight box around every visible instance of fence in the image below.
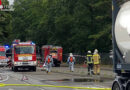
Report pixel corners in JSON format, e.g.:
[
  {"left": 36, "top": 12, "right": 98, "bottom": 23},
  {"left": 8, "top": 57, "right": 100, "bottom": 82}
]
[{"left": 63, "top": 53, "right": 113, "bottom": 65}]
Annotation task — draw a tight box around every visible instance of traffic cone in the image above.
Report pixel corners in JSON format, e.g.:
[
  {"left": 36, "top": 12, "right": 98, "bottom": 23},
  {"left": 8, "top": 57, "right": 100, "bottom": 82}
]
[{"left": 21, "top": 75, "right": 28, "bottom": 81}]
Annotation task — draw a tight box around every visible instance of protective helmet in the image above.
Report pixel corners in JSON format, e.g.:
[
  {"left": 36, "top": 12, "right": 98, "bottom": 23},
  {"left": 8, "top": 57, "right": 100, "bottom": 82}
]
[
  {"left": 88, "top": 50, "right": 91, "bottom": 53},
  {"left": 70, "top": 53, "right": 73, "bottom": 57},
  {"left": 94, "top": 49, "right": 98, "bottom": 53}
]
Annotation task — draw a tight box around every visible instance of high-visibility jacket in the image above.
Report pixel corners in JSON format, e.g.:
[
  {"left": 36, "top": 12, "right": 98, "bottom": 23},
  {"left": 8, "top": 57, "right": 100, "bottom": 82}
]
[
  {"left": 45, "top": 56, "right": 53, "bottom": 64},
  {"left": 47, "top": 58, "right": 51, "bottom": 63},
  {"left": 86, "top": 54, "right": 93, "bottom": 64},
  {"left": 70, "top": 57, "right": 73, "bottom": 62},
  {"left": 67, "top": 56, "right": 75, "bottom": 63},
  {"left": 93, "top": 54, "right": 100, "bottom": 64}
]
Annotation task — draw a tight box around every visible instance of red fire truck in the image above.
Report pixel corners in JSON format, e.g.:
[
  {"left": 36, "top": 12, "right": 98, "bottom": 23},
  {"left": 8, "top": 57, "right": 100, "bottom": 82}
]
[
  {"left": 11, "top": 40, "right": 37, "bottom": 71},
  {"left": 42, "top": 45, "right": 62, "bottom": 67},
  {"left": 0, "top": 46, "right": 8, "bottom": 66}
]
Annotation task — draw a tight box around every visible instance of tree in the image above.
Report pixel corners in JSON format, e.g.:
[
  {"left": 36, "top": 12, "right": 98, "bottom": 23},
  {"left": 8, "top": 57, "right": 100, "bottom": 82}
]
[
  {"left": 0, "top": 0, "right": 12, "bottom": 44},
  {"left": 12, "top": 0, "right": 112, "bottom": 53}
]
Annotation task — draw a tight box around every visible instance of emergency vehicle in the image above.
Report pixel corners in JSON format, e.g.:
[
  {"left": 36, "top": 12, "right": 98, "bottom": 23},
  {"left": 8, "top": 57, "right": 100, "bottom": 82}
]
[
  {"left": 11, "top": 40, "right": 37, "bottom": 71},
  {"left": 42, "top": 45, "right": 62, "bottom": 67},
  {"left": 0, "top": 46, "right": 8, "bottom": 66}
]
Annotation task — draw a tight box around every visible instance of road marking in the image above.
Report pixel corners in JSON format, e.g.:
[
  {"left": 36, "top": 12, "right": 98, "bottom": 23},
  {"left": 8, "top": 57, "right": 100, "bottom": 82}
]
[
  {"left": 0, "top": 83, "right": 111, "bottom": 90},
  {"left": 8, "top": 88, "right": 14, "bottom": 90},
  {"left": 75, "top": 89, "right": 80, "bottom": 90}
]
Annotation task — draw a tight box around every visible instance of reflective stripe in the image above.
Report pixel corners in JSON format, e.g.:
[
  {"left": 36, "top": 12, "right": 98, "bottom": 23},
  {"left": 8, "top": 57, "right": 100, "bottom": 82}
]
[
  {"left": 87, "top": 55, "right": 92, "bottom": 56},
  {"left": 86, "top": 54, "right": 93, "bottom": 64},
  {"left": 93, "top": 54, "right": 99, "bottom": 56}
]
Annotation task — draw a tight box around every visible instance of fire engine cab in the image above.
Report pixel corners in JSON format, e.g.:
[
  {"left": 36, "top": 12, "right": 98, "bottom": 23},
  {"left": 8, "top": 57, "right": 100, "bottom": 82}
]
[
  {"left": 0, "top": 46, "right": 8, "bottom": 66},
  {"left": 11, "top": 40, "right": 37, "bottom": 71},
  {"left": 42, "top": 45, "right": 62, "bottom": 67}
]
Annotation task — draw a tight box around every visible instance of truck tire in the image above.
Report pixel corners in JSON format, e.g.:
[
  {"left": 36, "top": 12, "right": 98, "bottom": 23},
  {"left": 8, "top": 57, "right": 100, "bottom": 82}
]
[
  {"left": 54, "top": 63, "right": 58, "bottom": 67},
  {"left": 112, "top": 82, "right": 120, "bottom": 90},
  {"left": 126, "top": 81, "right": 130, "bottom": 90},
  {"left": 11, "top": 67, "right": 14, "bottom": 71},
  {"left": 14, "top": 67, "right": 18, "bottom": 72},
  {"left": 54, "top": 60, "right": 60, "bottom": 67},
  {"left": 54, "top": 63, "right": 60, "bottom": 67},
  {"left": 33, "top": 67, "right": 36, "bottom": 72},
  {"left": 57, "top": 63, "right": 60, "bottom": 67}
]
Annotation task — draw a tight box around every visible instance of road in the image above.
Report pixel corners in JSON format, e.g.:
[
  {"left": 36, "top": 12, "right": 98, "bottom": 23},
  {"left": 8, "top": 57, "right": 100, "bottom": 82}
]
[{"left": 0, "top": 67, "right": 113, "bottom": 90}]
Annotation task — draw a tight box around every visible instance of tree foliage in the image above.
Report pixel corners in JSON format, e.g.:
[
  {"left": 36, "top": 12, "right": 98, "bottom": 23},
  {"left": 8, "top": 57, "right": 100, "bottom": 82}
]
[
  {"left": 0, "top": 0, "right": 12, "bottom": 44},
  {"left": 11, "top": 0, "right": 111, "bottom": 53}
]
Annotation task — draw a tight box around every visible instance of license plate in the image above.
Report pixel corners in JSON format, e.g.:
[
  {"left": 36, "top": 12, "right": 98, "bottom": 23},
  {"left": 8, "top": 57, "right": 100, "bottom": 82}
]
[{"left": 22, "top": 62, "right": 28, "bottom": 64}]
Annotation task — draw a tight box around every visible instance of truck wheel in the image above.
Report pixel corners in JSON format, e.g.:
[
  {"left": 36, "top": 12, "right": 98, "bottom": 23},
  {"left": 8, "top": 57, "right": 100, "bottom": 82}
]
[
  {"left": 126, "top": 82, "right": 130, "bottom": 90},
  {"left": 112, "top": 81, "right": 121, "bottom": 90},
  {"left": 14, "top": 67, "right": 18, "bottom": 72},
  {"left": 33, "top": 67, "right": 36, "bottom": 72},
  {"left": 55, "top": 63, "right": 58, "bottom": 67},
  {"left": 57, "top": 64, "right": 60, "bottom": 67},
  {"left": 11, "top": 67, "right": 14, "bottom": 71},
  {"left": 54, "top": 62, "right": 60, "bottom": 67}
]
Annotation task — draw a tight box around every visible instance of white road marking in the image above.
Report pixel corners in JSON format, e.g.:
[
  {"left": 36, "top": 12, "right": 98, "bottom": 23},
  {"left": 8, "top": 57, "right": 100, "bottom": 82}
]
[
  {"left": 8, "top": 88, "right": 14, "bottom": 90},
  {"left": 40, "top": 89, "right": 45, "bottom": 90}
]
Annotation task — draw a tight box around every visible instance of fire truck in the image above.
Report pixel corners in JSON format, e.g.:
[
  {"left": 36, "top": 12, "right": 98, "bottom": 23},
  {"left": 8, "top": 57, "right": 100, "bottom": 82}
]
[
  {"left": 11, "top": 40, "right": 37, "bottom": 71},
  {"left": 0, "top": 46, "right": 8, "bottom": 66},
  {"left": 42, "top": 45, "right": 62, "bottom": 67}
]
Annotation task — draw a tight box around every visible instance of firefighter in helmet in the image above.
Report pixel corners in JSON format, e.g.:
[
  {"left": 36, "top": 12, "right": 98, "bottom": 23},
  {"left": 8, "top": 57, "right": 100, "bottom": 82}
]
[
  {"left": 67, "top": 53, "right": 75, "bottom": 72},
  {"left": 86, "top": 50, "right": 93, "bottom": 75},
  {"left": 93, "top": 49, "right": 100, "bottom": 75},
  {"left": 45, "top": 54, "right": 53, "bottom": 73}
]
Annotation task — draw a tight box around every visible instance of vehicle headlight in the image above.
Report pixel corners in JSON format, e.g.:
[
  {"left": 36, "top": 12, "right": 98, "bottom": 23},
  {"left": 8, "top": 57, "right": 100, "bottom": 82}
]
[
  {"left": 34, "top": 61, "right": 37, "bottom": 64},
  {"left": 14, "top": 62, "right": 17, "bottom": 65}
]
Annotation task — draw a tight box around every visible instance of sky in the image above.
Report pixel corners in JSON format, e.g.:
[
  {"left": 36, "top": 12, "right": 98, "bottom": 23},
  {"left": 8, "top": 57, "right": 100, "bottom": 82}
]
[{"left": 8, "top": 0, "right": 14, "bottom": 5}]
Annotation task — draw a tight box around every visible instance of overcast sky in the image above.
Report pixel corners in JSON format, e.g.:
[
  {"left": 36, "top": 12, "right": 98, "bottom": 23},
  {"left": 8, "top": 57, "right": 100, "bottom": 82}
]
[{"left": 8, "top": 0, "right": 14, "bottom": 5}]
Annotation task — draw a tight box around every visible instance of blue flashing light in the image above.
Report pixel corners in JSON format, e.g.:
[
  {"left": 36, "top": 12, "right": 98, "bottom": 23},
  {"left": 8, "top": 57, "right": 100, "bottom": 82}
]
[
  {"left": 4, "top": 45, "right": 9, "bottom": 49},
  {"left": 31, "top": 42, "right": 35, "bottom": 45}
]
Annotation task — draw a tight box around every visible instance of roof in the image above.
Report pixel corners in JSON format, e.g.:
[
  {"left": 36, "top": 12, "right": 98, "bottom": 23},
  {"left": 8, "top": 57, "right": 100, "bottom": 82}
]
[{"left": 42, "top": 45, "right": 62, "bottom": 49}]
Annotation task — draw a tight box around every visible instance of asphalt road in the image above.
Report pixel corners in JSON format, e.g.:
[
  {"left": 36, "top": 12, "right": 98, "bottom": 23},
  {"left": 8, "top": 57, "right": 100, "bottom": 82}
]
[{"left": 0, "top": 67, "right": 113, "bottom": 90}]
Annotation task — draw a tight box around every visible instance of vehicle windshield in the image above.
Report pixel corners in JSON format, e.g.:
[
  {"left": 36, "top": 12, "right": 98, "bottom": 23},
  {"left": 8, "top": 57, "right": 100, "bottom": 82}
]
[
  {"left": 50, "top": 50, "right": 57, "bottom": 53},
  {"left": 0, "top": 51, "right": 6, "bottom": 56},
  {"left": 15, "top": 46, "right": 34, "bottom": 54}
]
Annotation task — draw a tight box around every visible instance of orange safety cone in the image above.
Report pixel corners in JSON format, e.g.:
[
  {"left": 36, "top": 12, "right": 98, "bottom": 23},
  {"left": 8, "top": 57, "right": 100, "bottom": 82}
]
[{"left": 21, "top": 75, "right": 28, "bottom": 81}]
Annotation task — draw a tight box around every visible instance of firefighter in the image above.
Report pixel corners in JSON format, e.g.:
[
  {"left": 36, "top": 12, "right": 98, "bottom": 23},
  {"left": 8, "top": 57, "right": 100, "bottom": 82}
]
[
  {"left": 86, "top": 50, "right": 93, "bottom": 75},
  {"left": 93, "top": 49, "right": 100, "bottom": 75},
  {"left": 45, "top": 54, "right": 53, "bottom": 73},
  {"left": 67, "top": 53, "right": 75, "bottom": 72}
]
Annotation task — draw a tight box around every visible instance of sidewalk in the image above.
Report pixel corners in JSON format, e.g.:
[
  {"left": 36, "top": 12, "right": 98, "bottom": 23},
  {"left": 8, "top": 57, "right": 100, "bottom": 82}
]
[{"left": 40, "top": 64, "right": 115, "bottom": 79}]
